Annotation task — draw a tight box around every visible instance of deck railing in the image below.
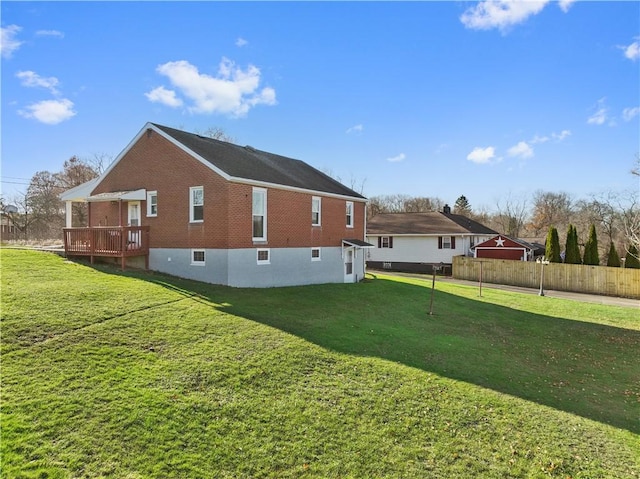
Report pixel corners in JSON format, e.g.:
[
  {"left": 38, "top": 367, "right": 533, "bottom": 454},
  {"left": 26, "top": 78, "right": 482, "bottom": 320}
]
[{"left": 63, "top": 226, "right": 150, "bottom": 268}]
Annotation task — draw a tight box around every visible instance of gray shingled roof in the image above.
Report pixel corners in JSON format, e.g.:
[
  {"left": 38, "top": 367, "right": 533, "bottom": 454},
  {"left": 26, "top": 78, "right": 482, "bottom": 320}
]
[
  {"left": 367, "top": 212, "right": 497, "bottom": 235},
  {"left": 153, "top": 123, "right": 365, "bottom": 199}
]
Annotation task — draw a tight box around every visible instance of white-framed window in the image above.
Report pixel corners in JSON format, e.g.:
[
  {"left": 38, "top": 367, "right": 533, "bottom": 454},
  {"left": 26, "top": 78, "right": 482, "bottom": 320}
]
[
  {"left": 146, "top": 191, "right": 158, "bottom": 217},
  {"left": 381, "top": 236, "right": 393, "bottom": 248},
  {"left": 257, "top": 248, "right": 270, "bottom": 265},
  {"left": 191, "top": 249, "right": 205, "bottom": 266},
  {"left": 189, "top": 186, "right": 204, "bottom": 223},
  {"left": 442, "top": 236, "right": 452, "bottom": 249},
  {"left": 312, "top": 196, "right": 321, "bottom": 226},
  {"left": 346, "top": 201, "right": 354, "bottom": 228},
  {"left": 252, "top": 188, "right": 267, "bottom": 241},
  {"left": 311, "top": 247, "right": 321, "bottom": 261}
]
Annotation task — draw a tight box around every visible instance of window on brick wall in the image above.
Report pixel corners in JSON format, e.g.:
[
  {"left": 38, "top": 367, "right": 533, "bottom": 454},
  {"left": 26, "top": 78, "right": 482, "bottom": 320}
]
[
  {"left": 190, "top": 186, "right": 204, "bottom": 223},
  {"left": 147, "top": 191, "right": 157, "bottom": 217},
  {"left": 312, "top": 196, "right": 321, "bottom": 226},
  {"left": 252, "top": 188, "right": 267, "bottom": 241},
  {"left": 346, "top": 201, "right": 354, "bottom": 228}
]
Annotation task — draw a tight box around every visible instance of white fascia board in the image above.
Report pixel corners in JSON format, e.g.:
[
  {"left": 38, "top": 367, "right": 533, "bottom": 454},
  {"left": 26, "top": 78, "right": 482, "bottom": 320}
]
[
  {"left": 149, "top": 123, "right": 233, "bottom": 181},
  {"left": 76, "top": 123, "right": 157, "bottom": 199},
  {"left": 366, "top": 233, "right": 479, "bottom": 237},
  {"left": 228, "top": 177, "right": 367, "bottom": 203},
  {"left": 149, "top": 124, "right": 367, "bottom": 202},
  {"left": 59, "top": 177, "right": 100, "bottom": 201},
  {"left": 93, "top": 122, "right": 367, "bottom": 203}
]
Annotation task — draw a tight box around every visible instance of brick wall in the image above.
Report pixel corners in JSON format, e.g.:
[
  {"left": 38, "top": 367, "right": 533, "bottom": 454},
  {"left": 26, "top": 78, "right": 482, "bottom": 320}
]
[{"left": 89, "top": 127, "right": 366, "bottom": 249}]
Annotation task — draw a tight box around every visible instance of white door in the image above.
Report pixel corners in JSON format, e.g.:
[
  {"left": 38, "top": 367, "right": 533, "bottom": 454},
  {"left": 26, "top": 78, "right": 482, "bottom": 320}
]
[
  {"left": 344, "top": 248, "right": 354, "bottom": 283},
  {"left": 127, "top": 202, "right": 141, "bottom": 247},
  {"left": 128, "top": 202, "right": 140, "bottom": 226}
]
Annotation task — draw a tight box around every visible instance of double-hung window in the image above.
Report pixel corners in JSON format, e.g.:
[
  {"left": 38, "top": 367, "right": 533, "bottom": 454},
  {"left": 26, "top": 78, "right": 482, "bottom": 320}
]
[
  {"left": 312, "top": 196, "right": 321, "bottom": 226},
  {"left": 190, "top": 186, "right": 204, "bottom": 223},
  {"left": 252, "top": 188, "right": 267, "bottom": 241},
  {"left": 346, "top": 201, "right": 354, "bottom": 228},
  {"left": 146, "top": 191, "right": 158, "bottom": 217}
]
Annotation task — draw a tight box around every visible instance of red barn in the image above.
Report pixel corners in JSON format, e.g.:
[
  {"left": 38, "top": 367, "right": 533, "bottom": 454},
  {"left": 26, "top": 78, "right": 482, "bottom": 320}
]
[{"left": 472, "top": 235, "right": 535, "bottom": 261}]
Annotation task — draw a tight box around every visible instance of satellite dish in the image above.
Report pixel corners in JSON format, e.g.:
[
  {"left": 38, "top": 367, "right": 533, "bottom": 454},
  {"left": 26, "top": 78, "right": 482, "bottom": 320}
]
[{"left": 4, "top": 205, "right": 18, "bottom": 214}]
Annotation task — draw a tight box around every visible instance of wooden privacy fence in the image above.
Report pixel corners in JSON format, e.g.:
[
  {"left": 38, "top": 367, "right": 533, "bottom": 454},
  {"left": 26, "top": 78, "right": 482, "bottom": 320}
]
[{"left": 453, "top": 256, "right": 640, "bottom": 299}]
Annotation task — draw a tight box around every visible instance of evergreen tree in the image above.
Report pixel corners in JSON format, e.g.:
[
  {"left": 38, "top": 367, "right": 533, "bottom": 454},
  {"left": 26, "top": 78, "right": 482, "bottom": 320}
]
[
  {"left": 453, "top": 195, "right": 472, "bottom": 216},
  {"left": 564, "top": 224, "right": 581, "bottom": 264},
  {"left": 625, "top": 245, "right": 640, "bottom": 268},
  {"left": 583, "top": 224, "right": 600, "bottom": 265},
  {"left": 606, "top": 242, "right": 621, "bottom": 267},
  {"left": 545, "top": 226, "right": 561, "bottom": 263}
]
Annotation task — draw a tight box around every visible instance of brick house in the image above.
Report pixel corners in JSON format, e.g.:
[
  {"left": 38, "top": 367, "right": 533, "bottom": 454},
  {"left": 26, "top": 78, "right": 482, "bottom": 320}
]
[
  {"left": 365, "top": 206, "right": 497, "bottom": 274},
  {"left": 61, "top": 123, "right": 371, "bottom": 287}
]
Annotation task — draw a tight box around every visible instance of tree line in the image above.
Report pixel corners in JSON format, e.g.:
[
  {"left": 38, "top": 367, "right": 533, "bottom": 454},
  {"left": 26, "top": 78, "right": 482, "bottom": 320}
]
[
  {"left": 3, "top": 149, "right": 638, "bottom": 267},
  {"left": 368, "top": 162, "right": 639, "bottom": 266},
  {"left": 1, "top": 156, "right": 103, "bottom": 241}
]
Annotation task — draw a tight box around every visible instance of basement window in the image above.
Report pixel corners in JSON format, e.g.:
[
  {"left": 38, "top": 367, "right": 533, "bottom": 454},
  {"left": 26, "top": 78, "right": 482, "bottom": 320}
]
[{"left": 191, "top": 249, "right": 205, "bottom": 266}]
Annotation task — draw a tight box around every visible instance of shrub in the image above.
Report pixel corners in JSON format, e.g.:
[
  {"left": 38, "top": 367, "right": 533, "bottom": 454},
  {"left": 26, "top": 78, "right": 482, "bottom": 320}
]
[
  {"left": 606, "top": 242, "right": 621, "bottom": 267},
  {"left": 545, "top": 226, "right": 561, "bottom": 263}
]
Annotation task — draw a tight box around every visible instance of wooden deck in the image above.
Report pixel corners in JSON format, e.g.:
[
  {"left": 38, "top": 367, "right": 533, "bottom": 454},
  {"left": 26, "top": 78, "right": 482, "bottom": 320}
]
[{"left": 63, "top": 226, "right": 150, "bottom": 270}]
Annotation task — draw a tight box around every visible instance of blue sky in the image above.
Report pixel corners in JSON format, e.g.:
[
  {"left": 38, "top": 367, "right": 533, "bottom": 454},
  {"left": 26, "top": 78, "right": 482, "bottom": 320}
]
[{"left": 2, "top": 1, "right": 639, "bottom": 212}]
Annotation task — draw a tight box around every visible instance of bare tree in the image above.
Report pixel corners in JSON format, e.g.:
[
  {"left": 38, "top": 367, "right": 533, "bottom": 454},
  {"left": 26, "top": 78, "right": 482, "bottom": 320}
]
[
  {"left": 528, "top": 190, "right": 573, "bottom": 236},
  {"left": 492, "top": 194, "right": 529, "bottom": 238},
  {"left": 194, "top": 126, "right": 236, "bottom": 144},
  {"left": 367, "top": 194, "right": 444, "bottom": 218}
]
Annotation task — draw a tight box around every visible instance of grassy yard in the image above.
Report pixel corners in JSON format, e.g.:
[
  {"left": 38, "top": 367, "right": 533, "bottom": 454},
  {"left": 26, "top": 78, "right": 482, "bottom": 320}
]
[{"left": 1, "top": 249, "right": 639, "bottom": 478}]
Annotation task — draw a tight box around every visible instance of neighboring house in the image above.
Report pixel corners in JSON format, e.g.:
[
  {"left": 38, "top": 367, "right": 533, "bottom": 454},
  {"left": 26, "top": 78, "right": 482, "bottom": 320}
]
[
  {"left": 472, "top": 235, "right": 537, "bottom": 261},
  {"left": 60, "top": 122, "right": 371, "bottom": 287},
  {"left": 366, "top": 206, "right": 497, "bottom": 273},
  {"left": 1, "top": 212, "right": 17, "bottom": 240}
]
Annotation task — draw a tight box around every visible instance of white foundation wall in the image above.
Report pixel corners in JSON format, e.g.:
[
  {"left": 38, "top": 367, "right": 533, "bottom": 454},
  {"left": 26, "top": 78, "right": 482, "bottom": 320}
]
[{"left": 149, "top": 247, "right": 363, "bottom": 288}]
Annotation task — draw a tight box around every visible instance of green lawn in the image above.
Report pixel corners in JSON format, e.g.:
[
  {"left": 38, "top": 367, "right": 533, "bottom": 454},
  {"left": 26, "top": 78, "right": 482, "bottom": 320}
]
[{"left": 1, "top": 249, "right": 639, "bottom": 478}]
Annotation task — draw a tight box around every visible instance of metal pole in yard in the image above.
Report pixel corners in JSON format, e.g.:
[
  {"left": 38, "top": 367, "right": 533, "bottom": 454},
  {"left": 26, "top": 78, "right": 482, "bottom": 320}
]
[
  {"left": 429, "top": 263, "right": 443, "bottom": 315},
  {"left": 429, "top": 268, "right": 436, "bottom": 315}
]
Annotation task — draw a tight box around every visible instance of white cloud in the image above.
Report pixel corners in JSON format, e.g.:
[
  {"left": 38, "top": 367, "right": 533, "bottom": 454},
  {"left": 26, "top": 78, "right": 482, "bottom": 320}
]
[
  {"left": 530, "top": 134, "right": 549, "bottom": 144},
  {"left": 460, "top": 1, "right": 549, "bottom": 32},
  {"left": 587, "top": 98, "right": 608, "bottom": 125},
  {"left": 1, "top": 25, "right": 23, "bottom": 58},
  {"left": 18, "top": 99, "right": 76, "bottom": 124},
  {"left": 622, "top": 106, "right": 640, "bottom": 121},
  {"left": 466, "top": 146, "right": 496, "bottom": 164},
  {"left": 236, "top": 37, "right": 248, "bottom": 47},
  {"left": 145, "top": 86, "right": 183, "bottom": 107},
  {"left": 558, "top": 0, "right": 576, "bottom": 13},
  {"left": 16, "top": 70, "right": 60, "bottom": 95},
  {"left": 507, "top": 141, "right": 534, "bottom": 159},
  {"left": 36, "top": 30, "right": 64, "bottom": 38},
  {"left": 386, "top": 153, "right": 405, "bottom": 163},
  {"left": 620, "top": 37, "right": 640, "bottom": 61},
  {"left": 530, "top": 129, "right": 570, "bottom": 145},
  {"left": 149, "top": 58, "right": 277, "bottom": 117},
  {"left": 551, "top": 129, "right": 571, "bottom": 141},
  {"left": 346, "top": 124, "right": 363, "bottom": 134}
]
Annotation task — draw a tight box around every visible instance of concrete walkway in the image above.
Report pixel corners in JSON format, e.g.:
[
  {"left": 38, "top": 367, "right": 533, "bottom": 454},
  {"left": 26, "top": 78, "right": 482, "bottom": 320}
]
[{"left": 373, "top": 270, "right": 640, "bottom": 309}]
